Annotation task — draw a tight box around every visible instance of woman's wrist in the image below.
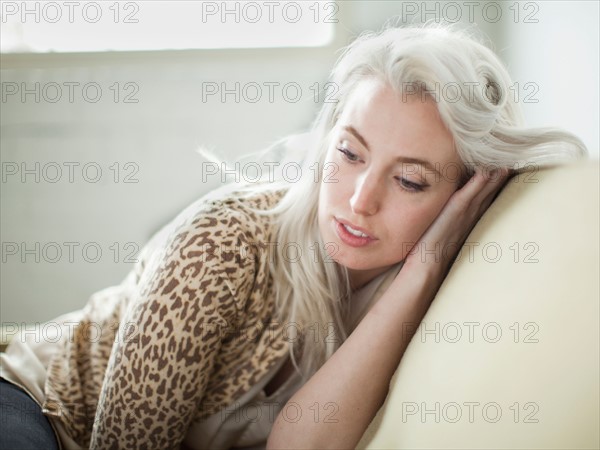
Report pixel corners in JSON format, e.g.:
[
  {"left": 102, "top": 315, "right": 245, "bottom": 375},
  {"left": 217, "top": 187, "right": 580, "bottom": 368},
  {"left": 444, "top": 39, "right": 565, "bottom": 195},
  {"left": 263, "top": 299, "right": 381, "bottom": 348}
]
[{"left": 372, "top": 260, "right": 443, "bottom": 320}]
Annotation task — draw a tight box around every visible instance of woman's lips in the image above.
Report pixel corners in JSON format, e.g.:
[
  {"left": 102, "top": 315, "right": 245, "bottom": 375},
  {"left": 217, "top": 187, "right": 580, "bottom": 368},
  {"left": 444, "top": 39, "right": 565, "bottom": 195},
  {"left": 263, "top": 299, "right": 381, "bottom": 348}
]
[{"left": 334, "top": 218, "right": 377, "bottom": 248}]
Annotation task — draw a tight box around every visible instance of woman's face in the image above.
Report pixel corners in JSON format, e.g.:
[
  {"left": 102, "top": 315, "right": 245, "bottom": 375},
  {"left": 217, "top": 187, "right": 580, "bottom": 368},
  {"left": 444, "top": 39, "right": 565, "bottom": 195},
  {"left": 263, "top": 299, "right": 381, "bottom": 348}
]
[{"left": 317, "top": 79, "right": 464, "bottom": 290}]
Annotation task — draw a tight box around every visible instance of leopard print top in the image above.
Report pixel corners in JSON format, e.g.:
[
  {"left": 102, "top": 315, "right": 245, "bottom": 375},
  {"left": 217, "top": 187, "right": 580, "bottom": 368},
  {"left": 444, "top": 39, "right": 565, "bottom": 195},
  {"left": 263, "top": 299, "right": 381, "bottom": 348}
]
[{"left": 41, "top": 184, "right": 292, "bottom": 449}]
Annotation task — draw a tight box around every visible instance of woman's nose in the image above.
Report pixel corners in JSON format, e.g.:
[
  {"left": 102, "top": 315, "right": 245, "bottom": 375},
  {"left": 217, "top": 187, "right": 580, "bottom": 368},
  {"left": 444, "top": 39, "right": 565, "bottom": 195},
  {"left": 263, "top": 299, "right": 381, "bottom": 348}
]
[{"left": 350, "top": 173, "right": 380, "bottom": 216}]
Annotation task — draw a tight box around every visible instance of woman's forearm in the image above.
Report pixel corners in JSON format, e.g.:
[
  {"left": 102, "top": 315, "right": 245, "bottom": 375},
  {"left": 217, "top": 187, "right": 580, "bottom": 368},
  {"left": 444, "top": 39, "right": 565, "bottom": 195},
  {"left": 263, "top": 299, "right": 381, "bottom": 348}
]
[{"left": 267, "top": 264, "right": 442, "bottom": 449}]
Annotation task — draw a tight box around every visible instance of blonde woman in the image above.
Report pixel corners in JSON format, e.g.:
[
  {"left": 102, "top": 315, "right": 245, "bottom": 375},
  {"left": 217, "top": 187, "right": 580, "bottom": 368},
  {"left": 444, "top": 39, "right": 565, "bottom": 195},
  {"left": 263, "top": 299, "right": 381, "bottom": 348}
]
[{"left": 0, "top": 23, "right": 586, "bottom": 449}]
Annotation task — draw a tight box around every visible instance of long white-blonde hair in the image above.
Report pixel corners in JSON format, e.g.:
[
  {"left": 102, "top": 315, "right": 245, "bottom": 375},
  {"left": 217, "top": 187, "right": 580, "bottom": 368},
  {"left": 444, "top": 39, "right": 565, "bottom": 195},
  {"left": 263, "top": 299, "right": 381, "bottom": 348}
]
[{"left": 199, "top": 21, "right": 587, "bottom": 381}]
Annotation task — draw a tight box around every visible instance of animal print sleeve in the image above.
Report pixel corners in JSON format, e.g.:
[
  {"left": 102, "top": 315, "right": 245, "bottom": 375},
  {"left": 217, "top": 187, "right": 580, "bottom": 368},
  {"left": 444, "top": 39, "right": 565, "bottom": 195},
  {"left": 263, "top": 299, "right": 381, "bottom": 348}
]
[{"left": 89, "top": 201, "right": 257, "bottom": 449}]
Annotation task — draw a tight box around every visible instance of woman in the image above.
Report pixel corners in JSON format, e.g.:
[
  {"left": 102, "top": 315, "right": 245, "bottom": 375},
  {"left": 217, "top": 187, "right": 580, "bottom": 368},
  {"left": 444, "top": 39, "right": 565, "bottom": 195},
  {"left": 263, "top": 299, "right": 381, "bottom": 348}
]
[{"left": 0, "top": 23, "right": 587, "bottom": 449}]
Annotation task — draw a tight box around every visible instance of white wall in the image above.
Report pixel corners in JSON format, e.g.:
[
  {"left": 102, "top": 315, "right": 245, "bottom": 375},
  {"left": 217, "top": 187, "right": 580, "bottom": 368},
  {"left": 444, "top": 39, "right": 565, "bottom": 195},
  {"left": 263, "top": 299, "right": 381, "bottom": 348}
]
[
  {"left": 498, "top": 0, "right": 599, "bottom": 158},
  {"left": 1, "top": 1, "right": 598, "bottom": 325}
]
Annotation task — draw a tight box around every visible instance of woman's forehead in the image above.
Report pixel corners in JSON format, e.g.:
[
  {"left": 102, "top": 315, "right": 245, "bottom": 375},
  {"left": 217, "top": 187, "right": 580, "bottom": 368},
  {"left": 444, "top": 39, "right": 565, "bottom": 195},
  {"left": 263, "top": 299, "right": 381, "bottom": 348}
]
[{"left": 334, "top": 80, "right": 461, "bottom": 168}]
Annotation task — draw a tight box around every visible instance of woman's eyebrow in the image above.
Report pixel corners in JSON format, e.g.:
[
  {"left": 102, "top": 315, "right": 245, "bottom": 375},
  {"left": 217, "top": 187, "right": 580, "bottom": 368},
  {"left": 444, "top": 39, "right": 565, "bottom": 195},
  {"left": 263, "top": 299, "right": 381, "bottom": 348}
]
[
  {"left": 343, "top": 125, "right": 371, "bottom": 150},
  {"left": 342, "top": 125, "right": 441, "bottom": 177}
]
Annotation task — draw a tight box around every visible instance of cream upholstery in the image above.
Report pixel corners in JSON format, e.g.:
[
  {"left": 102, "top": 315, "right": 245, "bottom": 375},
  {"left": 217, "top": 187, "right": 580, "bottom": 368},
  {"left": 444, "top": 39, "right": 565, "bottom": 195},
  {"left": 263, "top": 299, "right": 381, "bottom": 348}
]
[{"left": 358, "top": 160, "right": 600, "bottom": 449}]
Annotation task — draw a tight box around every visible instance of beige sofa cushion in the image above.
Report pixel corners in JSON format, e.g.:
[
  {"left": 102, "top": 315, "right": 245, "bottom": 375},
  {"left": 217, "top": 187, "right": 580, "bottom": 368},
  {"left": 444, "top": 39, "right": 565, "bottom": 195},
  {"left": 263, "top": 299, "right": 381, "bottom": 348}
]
[{"left": 359, "top": 160, "right": 599, "bottom": 449}]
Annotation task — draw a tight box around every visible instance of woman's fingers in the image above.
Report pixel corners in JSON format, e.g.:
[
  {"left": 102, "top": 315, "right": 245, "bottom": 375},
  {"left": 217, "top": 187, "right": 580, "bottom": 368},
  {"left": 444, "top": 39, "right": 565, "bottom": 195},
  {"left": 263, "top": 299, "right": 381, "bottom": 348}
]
[
  {"left": 467, "top": 167, "right": 508, "bottom": 198},
  {"left": 451, "top": 167, "right": 510, "bottom": 218},
  {"left": 407, "top": 165, "right": 511, "bottom": 273},
  {"left": 472, "top": 167, "right": 511, "bottom": 214}
]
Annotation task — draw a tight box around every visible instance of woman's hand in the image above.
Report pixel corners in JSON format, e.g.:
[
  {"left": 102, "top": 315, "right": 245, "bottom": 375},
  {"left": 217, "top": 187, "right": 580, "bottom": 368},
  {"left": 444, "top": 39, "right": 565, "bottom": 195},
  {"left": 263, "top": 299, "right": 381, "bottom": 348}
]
[{"left": 402, "top": 166, "right": 512, "bottom": 282}]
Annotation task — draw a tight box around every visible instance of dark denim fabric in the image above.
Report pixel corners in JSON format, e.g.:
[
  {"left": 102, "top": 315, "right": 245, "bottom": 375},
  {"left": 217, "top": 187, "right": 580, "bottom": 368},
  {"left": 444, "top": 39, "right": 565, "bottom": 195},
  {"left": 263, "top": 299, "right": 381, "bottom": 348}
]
[{"left": 0, "top": 377, "right": 59, "bottom": 450}]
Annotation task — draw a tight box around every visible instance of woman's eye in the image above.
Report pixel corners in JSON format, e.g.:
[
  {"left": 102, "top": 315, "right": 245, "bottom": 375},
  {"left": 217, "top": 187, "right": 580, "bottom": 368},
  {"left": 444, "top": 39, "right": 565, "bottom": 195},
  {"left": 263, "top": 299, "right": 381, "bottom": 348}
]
[
  {"left": 396, "top": 177, "right": 425, "bottom": 193},
  {"left": 337, "top": 147, "right": 360, "bottom": 163}
]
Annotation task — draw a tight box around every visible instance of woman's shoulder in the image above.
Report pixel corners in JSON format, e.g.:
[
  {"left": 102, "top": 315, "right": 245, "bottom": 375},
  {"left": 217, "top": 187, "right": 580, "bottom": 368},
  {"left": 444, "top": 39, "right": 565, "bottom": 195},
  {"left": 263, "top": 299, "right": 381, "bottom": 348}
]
[
  {"left": 130, "top": 182, "right": 289, "bottom": 290},
  {"left": 197, "top": 182, "right": 289, "bottom": 210},
  {"left": 168, "top": 181, "right": 289, "bottom": 243}
]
